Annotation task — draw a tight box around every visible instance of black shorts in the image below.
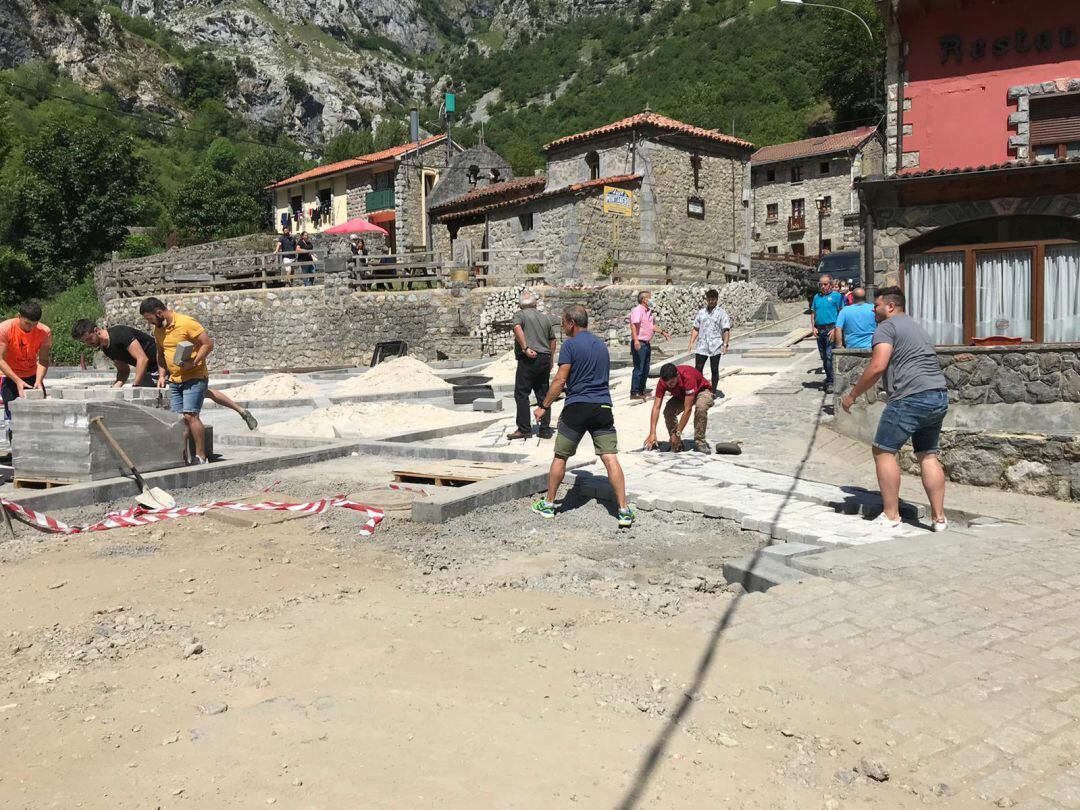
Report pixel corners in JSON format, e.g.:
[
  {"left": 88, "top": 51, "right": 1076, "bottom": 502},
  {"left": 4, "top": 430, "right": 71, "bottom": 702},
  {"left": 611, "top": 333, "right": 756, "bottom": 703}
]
[
  {"left": 554, "top": 402, "right": 618, "bottom": 459},
  {"left": 2, "top": 375, "right": 43, "bottom": 417}
]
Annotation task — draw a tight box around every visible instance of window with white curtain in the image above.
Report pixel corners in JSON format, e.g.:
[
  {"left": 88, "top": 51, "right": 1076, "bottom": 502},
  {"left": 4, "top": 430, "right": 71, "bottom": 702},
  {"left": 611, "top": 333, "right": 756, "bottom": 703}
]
[
  {"left": 975, "top": 249, "right": 1032, "bottom": 339},
  {"left": 905, "top": 251, "right": 964, "bottom": 344},
  {"left": 1045, "top": 244, "right": 1080, "bottom": 342}
]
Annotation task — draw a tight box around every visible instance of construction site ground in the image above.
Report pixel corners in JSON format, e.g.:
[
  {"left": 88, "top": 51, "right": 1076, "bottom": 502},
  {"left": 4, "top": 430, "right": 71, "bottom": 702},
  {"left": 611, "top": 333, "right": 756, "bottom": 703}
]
[{"left": 3, "top": 305, "right": 1080, "bottom": 808}]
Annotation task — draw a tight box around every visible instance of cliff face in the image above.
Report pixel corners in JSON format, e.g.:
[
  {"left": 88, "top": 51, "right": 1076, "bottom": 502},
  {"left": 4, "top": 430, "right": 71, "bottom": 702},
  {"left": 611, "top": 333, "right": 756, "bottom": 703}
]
[{"left": 4, "top": 0, "right": 636, "bottom": 148}]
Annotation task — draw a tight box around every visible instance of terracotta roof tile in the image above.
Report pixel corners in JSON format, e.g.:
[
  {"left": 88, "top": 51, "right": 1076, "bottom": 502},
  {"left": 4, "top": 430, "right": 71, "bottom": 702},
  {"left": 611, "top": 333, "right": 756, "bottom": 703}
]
[
  {"left": 889, "top": 154, "right": 1080, "bottom": 179},
  {"left": 269, "top": 134, "right": 447, "bottom": 189},
  {"left": 751, "top": 126, "right": 878, "bottom": 165},
  {"left": 544, "top": 112, "right": 754, "bottom": 152},
  {"left": 437, "top": 174, "right": 642, "bottom": 222},
  {"left": 429, "top": 175, "right": 547, "bottom": 213}
]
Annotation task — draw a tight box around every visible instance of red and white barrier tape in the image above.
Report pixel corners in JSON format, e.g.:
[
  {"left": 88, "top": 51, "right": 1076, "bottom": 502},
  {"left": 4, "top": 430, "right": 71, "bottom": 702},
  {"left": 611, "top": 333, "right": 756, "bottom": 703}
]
[{"left": 0, "top": 495, "right": 385, "bottom": 538}]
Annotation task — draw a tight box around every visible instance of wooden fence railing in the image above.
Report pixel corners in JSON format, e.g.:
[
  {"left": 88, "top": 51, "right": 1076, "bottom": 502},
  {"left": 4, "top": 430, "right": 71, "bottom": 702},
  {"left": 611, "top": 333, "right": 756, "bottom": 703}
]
[
  {"left": 610, "top": 248, "right": 745, "bottom": 285},
  {"left": 751, "top": 251, "right": 819, "bottom": 267},
  {"left": 472, "top": 247, "right": 548, "bottom": 287}
]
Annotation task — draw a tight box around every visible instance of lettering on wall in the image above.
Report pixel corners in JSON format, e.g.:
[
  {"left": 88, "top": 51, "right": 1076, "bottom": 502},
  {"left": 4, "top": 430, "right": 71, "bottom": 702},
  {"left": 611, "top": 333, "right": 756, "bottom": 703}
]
[{"left": 940, "top": 25, "right": 1078, "bottom": 64}]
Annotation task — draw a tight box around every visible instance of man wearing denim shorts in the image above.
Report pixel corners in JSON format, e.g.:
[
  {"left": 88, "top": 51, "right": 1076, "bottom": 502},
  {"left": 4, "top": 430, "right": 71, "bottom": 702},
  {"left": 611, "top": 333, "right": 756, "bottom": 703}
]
[
  {"left": 531, "top": 304, "right": 634, "bottom": 528},
  {"left": 841, "top": 286, "right": 949, "bottom": 532},
  {"left": 139, "top": 297, "right": 213, "bottom": 464}
]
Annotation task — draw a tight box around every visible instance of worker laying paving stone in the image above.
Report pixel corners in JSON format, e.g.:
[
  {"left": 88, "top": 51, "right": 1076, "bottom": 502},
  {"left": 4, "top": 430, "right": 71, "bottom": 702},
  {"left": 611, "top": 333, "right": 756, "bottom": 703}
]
[
  {"left": 71, "top": 318, "right": 258, "bottom": 432},
  {"left": 644, "top": 363, "right": 715, "bottom": 454}
]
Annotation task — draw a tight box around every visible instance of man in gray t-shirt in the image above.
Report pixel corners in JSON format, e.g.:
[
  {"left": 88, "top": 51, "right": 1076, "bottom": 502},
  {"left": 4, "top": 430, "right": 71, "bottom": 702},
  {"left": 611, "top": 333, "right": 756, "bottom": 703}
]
[
  {"left": 508, "top": 290, "right": 558, "bottom": 441},
  {"left": 841, "top": 286, "right": 949, "bottom": 533}
]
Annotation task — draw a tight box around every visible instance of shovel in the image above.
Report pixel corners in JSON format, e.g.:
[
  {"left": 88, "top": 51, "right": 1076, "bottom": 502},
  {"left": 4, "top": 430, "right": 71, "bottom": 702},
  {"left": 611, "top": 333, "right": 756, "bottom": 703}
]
[{"left": 89, "top": 416, "right": 176, "bottom": 510}]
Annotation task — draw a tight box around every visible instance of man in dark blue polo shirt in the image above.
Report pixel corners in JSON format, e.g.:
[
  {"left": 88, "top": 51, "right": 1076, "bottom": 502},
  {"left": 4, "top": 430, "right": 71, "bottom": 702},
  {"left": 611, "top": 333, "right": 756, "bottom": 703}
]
[
  {"left": 811, "top": 274, "right": 845, "bottom": 393},
  {"left": 531, "top": 304, "right": 634, "bottom": 528}
]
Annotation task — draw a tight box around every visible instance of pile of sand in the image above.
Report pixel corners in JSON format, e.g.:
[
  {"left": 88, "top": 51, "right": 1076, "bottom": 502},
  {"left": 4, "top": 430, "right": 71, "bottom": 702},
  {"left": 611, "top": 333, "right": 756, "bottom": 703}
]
[
  {"left": 222, "top": 373, "right": 318, "bottom": 401},
  {"left": 335, "top": 356, "right": 452, "bottom": 396},
  {"left": 261, "top": 402, "right": 471, "bottom": 439},
  {"left": 482, "top": 350, "right": 520, "bottom": 385}
]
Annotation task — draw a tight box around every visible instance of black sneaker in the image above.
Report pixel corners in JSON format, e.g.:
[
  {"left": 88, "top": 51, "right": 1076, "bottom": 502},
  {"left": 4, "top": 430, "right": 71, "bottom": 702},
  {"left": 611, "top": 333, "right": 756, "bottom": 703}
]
[
  {"left": 692, "top": 443, "right": 712, "bottom": 455},
  {"left": 538, "top": 429, "right": 555, "bottom": 440},
  {"left": 506, "top": 429, "right": 530, "bottom": 440}
]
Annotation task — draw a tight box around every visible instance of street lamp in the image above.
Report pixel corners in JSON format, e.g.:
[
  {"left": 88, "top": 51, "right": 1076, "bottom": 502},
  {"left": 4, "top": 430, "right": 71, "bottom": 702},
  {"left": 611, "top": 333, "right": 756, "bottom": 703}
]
[
  {"left": 779, "top": 0, "right": 874, "bottom": 41},
  {"left": 815, "top": 196, "right": 827, "bottom": 257}
]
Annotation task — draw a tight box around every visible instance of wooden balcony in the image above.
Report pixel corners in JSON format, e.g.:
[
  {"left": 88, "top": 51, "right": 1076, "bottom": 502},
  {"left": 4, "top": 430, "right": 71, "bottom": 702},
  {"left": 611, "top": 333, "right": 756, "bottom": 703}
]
[{"left": 788, "top": 215, "right": 806, "bottom": 232}]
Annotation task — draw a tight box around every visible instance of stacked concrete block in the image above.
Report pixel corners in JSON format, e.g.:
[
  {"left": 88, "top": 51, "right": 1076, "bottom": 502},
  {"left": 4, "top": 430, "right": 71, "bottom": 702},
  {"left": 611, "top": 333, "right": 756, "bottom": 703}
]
[
  {"left": 9, "top": 399, "right": 187, "bottom": 483},
  {"left": 472, "top": 398, "right": 503, "bottom": 412}
]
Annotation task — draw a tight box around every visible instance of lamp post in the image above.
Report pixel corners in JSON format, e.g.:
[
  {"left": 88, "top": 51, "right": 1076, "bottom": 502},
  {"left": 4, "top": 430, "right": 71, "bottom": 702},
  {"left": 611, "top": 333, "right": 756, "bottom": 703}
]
[
  {"left": 815, "top": 196, "right": 826, "bottom": 258},
  {"left": 779, "top": 0, "right": 874, "bottom": 41}
]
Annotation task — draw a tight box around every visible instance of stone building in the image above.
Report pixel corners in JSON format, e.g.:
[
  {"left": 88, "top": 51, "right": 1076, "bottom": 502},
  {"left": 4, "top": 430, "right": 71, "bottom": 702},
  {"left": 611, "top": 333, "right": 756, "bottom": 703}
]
[
  {"left": 268, "top": 134, "right": 461, "bottom": 253},
  {"left": 429, "top": 111, "right": 755, "bottom": 278},
  {"left": 750, "top": 126, "right": 883, "bottom": 257},
  {"left": 861, "top": 0, "right": 1080, "bottom": 347}
]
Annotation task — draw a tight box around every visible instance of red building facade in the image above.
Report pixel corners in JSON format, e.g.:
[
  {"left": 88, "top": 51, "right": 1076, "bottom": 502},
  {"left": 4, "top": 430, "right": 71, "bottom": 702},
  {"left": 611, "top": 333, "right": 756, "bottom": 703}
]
[{"left": 861, "top": 0, "right": 1080, "bottom": 346}]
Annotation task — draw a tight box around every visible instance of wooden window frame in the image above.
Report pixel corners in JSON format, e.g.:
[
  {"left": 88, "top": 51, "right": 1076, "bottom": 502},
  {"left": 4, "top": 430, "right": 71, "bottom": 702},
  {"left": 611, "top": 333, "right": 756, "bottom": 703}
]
[
  {"left": 765, "top": 203, "right": 778, "bottom": 223},
  {"left": 900, "top": 238, "right": 1077, "bottom": 345}
]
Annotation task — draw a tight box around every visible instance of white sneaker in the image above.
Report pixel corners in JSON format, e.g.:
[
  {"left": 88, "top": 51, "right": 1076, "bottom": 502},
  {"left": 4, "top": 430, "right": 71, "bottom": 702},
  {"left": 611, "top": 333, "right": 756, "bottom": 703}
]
[
  {"left": 932, "top": 518, "right": 948, "bottom": 533},
  {"left": 870, "top": 512, "right": 904, "bottom": 530}
]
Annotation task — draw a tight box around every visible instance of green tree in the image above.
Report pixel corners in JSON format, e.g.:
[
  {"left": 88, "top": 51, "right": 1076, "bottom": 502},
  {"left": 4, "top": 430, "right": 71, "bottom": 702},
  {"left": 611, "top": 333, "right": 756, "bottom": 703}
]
[
  {"left": 232, "top": 146, "right": 306, "bottom": 230},
  {"left": 322, "top": 128, "right": 375, "bottom": 164},
  {"left": 6, "top": 116, "right": 144, "bottom": 294},
  {"left": 804, "top": 0, "right": 884, "bottom": 125},
  {"left": 373, "top": 118, "right": 409, "bottom": 150},
  {"left": 204, "top": 136, "right": 238, "bottom": 172},
  {"left": 0, "top": 247, "right": 34, "bottom": 311},
  {"left": 171, "top": 166, "right": 263, "bottom": 242}
]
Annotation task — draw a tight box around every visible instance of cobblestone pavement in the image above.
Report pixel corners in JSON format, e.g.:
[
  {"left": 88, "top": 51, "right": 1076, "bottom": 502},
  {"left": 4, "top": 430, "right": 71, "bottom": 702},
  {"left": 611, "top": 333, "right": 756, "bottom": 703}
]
[{"left": 569, "top": 335, "right": 1080, "bottom": 808}]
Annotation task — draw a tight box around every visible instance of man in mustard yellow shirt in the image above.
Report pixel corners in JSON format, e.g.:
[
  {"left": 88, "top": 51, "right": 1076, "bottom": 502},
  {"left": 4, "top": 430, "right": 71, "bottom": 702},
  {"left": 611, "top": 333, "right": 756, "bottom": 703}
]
[{"left": 139, "top": 297, "right": 213, "bottom": 464}]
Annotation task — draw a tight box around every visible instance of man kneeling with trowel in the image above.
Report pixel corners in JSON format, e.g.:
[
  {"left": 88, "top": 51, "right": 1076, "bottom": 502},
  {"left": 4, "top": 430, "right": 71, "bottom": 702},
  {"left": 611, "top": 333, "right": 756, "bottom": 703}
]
[{"left": 643, "top": 363, "right": 715, "bottom": 455}]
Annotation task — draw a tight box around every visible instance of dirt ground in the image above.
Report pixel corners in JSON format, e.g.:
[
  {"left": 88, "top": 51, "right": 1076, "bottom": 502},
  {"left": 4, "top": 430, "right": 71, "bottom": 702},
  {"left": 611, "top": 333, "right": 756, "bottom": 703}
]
[{"left": 2, "top": 453, "right": 944, "bottom": 809}]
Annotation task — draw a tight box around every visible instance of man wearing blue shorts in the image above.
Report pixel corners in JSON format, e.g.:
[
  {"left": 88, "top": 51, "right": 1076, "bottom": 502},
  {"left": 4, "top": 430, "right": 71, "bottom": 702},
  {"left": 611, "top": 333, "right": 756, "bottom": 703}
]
[
  {"left": 139, "top": 297, "right": 214, "bottom": 465},
  {"left": 841, "top": 286, "right": 949, "bottom": 533}
]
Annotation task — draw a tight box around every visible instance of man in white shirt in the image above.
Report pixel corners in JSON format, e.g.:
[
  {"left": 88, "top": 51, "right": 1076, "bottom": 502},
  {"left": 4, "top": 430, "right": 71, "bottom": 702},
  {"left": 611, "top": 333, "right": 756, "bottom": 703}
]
[{"left": 688, "top": 289, "right": 731, "bottom": 393}]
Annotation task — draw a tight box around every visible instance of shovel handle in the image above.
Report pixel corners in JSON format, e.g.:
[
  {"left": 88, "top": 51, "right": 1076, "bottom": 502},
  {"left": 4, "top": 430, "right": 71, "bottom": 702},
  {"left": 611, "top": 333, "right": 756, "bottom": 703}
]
[{"left": 88, "top": 416, "right": 146, "bottom": 486}]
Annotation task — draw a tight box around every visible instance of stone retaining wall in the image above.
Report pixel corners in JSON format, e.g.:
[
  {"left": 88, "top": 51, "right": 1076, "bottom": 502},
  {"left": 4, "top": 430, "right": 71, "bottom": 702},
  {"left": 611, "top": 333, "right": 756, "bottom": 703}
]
[
  {"left": 101, "top": 282, "right": 768, "bottom": 371},
  {"left": 832, "top": 344, "right": 1080, "bottom": 500},
  {"left": 751, "top": 259, "right": 816, "bottom": 302}
]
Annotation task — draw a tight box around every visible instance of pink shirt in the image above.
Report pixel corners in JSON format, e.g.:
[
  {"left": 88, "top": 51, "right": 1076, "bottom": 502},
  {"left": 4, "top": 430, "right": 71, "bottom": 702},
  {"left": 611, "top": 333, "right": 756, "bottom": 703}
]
[{"left": 629, "top": 304, "right": 655, "bottom": 342}]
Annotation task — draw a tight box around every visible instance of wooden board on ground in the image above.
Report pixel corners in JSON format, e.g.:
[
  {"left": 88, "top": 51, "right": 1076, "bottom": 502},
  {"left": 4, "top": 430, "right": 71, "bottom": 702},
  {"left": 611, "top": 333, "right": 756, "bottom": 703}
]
[
  {"left": 202, "top": 491, "right": 318, "bottom": 529},
  {"left": 14, "top": 476, "right": 72, "bottom": 490},
  {"left": 392, "top": 461, "right": 514, "bottom": 487},
  {"left": 776, "top": 328, "right": 813, "bottom": 348},
  {"left": 741, "top": 348, "right": 796, "bottom": 358}
]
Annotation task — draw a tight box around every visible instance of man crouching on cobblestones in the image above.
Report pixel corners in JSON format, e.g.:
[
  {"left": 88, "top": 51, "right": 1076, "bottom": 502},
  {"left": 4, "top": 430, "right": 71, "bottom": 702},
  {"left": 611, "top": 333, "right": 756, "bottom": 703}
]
[{"left": 841, "top": 286, "right": 949, "bottom": 533}]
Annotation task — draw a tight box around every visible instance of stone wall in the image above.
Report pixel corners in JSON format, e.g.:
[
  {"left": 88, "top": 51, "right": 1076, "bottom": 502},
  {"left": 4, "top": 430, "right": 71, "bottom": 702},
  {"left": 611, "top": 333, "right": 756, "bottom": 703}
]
[
  {"left": 545, "top": 138, "right": 638, "bottom": 190},
  {"left": 100, "top": 282, "right": 759, "bottom": 370},
  {"left": 750, "top": 259, "right": 816, "bottom": 302},
  {"left": 648, "top": 141, "right": 747, "bottom": 263},
  {"left": 832, "top": 344, "right": 1080, "bottom": 500},
  {"left": 751, "top": 154, "right": 861, "bottom": 254}
]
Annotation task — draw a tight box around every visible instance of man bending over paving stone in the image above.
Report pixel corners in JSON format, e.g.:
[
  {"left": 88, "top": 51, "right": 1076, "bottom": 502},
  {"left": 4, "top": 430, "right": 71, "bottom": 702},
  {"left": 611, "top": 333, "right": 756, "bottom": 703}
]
[
  {"left": 72, "top": 319, "right": 258, "bottom": 431},
  {"left": 532, "top": 304, "right": 634, "bottom": 528},
  {"left": 842, "top": 286, "right": 949, "bottom": 533},
  {"left": 644, "top": 363, "right": 715, "bottom": 454},
  {"left": 0, "top": 302, "right": 51, "bottom": 441}
]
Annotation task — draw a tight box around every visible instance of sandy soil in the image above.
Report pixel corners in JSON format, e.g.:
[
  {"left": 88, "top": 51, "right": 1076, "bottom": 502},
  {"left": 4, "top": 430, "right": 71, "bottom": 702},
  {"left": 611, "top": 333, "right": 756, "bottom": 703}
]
[
  {"left": 334, "top": 357, "right": 452, "bottom": 396},
  {"left": 0, "top": 458, "right": 939, "bottom": 809},
  {"left": 259, "top": 402, "right": 477, "bottom": 439},
  {"left": 219, "top": 374, "right": 318, "bottom": 401}
]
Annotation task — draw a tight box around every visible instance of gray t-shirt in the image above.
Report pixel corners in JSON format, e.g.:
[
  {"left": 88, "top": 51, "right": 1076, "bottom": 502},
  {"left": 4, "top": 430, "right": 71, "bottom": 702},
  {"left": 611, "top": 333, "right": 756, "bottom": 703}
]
[
  {"left": 513, "top": 307, "right": 556, "bottom": 356},
  {"left": 872, "top": 313, "right": 947, "bottom": 402}
]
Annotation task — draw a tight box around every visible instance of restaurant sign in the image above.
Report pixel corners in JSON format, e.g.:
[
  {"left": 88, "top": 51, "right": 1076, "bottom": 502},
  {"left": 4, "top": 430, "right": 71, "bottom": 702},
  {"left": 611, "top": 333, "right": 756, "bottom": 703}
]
[{"left": 940, "top": 25, "right": 1078, "bottom": 64}]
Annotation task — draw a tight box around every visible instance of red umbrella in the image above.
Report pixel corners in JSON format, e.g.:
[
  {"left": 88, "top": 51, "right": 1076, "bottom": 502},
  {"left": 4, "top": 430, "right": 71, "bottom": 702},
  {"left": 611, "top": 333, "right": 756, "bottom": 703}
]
[{"left": 323, "top": 217, "right": 389, "bottom": 236}]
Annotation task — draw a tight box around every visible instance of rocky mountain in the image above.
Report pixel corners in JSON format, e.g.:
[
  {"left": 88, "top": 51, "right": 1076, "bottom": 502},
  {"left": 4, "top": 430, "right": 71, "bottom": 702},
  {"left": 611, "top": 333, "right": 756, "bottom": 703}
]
[{"left": 1, "top": 0, "right": 637, "bottom": 148}]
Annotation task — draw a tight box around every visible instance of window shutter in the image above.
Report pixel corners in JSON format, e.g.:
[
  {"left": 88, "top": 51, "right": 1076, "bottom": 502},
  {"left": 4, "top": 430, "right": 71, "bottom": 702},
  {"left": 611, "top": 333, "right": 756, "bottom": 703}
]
[{"left": 1030, "top": 94, "right": 1080, "bottom": 144}]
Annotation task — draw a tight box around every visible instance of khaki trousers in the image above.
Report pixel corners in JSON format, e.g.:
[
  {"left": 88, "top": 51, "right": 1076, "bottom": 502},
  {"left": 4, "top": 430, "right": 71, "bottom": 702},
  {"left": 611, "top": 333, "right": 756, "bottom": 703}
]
[{"left": 663, "top": 389, "right": 715, "bottom": 444}]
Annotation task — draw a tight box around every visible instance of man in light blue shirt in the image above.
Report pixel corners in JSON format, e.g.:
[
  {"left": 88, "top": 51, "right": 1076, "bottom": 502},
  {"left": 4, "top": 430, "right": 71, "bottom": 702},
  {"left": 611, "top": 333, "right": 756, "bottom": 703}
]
[
  {"left": 810, "top": 274, "right": 845, "bottom": 392},
  {"left": 834, "top": 287, "right": 877, "bottom": 349}
]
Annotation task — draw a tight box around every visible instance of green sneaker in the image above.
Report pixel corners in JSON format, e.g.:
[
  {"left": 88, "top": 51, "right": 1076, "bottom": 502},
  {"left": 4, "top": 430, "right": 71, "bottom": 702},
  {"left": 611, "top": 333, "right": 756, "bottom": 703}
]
[
  {"left": 241, "top": 410, "right": 258, "bottom": 431},
  {"left": 617, "top": 506, "right": 636, "bottom": 528},
  {"left": 531, "top": 499, "right": 555, "bottom": 519}
]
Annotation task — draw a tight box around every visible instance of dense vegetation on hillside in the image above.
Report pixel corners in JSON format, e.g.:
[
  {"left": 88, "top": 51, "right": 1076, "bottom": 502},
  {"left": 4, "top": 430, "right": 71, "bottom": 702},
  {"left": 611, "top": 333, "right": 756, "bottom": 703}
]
[
  {"left": 445, "top": 0, "right": 882, "bottom": 173},
  {"left": 0, "top": 0, "right": 881, "bottom": 318}
]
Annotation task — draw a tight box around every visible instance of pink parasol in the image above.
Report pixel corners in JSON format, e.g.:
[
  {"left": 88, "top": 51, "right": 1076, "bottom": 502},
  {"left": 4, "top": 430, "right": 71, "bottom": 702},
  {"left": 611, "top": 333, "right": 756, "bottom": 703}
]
[{"left": 323, "top": 217, "right": 389, "bottom": 236}]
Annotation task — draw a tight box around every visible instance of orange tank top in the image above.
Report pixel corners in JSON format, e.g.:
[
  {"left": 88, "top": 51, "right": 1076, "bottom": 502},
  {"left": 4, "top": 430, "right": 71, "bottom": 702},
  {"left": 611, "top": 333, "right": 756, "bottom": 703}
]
[{"left": 2, "top": 318, "right": 50, "bottom": 379}]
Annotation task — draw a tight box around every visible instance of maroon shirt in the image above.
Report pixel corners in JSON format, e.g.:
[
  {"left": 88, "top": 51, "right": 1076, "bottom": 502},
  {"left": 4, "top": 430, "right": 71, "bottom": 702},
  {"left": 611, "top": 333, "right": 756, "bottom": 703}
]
[{"left": 655, "top": 365, "right": 711, "bottom": 400}]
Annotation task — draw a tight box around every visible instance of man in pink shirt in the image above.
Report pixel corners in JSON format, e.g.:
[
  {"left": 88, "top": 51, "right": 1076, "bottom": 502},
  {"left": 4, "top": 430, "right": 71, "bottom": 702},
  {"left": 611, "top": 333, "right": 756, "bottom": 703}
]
[{"left": 628, "top": 290, "right": 670, "bottom": 400}]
